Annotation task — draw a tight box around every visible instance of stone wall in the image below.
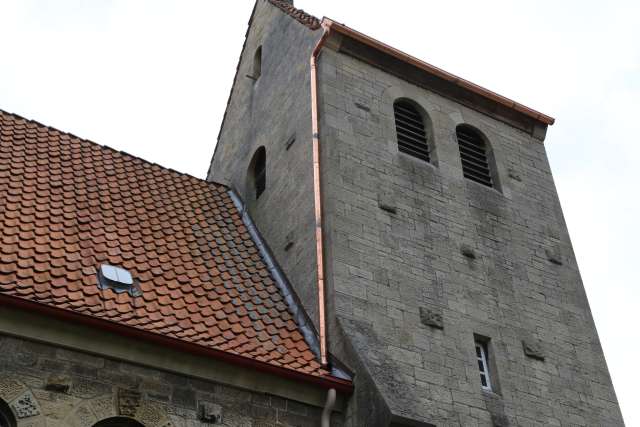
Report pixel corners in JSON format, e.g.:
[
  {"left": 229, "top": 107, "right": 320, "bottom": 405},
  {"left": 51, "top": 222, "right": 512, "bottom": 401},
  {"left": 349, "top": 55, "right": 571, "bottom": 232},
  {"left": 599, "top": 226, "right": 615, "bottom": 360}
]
[
  {"left": 317, "top": 47, "right": 624, "bottom": 426},
  {"left": 0, "top": 334, "right": 336, "bottom": 427},
  {"left": 208, "top": 0, "right": 322, "bottom": 334}
]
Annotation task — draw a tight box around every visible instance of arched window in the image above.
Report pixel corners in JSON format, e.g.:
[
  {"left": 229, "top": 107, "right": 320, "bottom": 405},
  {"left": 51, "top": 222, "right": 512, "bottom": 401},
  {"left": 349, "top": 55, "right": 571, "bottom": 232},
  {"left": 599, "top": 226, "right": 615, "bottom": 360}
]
[
  {"left": 393, "top": 99, "right": 430, "bottom": 162},
  {"left": 248, "top": 146, "right": 266, "bottom": 200},
  {"left": 456, "top": 124, "right": 494, "bottom": 188},
  {"left": 252, "top": 46, "right": 262, "bottom": 80},
  {"left": 93, "top": 417, "right": 145, "bottom": 427},
  {"left": 0, "top": 399, "right": 16, "bottom": 427}
]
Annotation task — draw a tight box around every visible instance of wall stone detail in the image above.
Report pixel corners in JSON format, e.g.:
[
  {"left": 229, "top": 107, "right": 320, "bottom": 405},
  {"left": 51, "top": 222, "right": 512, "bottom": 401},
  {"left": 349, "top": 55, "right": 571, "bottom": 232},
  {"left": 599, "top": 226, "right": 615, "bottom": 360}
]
[
  {"left": 522, "top": 339, "right": 545, "bottom": 361},
  {"left": 12, "top": 390, "right": 40, "bottom": 418},
  {"left": 198, "top": 401, "right": 223, "bottom": 423},
  {"left": 460, "top": 244, "right": 477, "bottom": 259},
  {"left": 378, "top": 192, "right": 398, "bottom": 214},
  {"left": 419, "top": 307, "right": 444, "bottom": 329},
  {"left": 0, "top": 335, "right": 336, "bottom": 427},
  {"left": 45, "top": 374, "right": 71, "bottom": 393},
  {"left": 0, "top": 378, "right": 26, "bottom": 403},
  {"left": 545, "top": 247, "right": 563, "bottom": 265},
  {"left": 118, "top": 389, "right": 142, "bottom": 416}
]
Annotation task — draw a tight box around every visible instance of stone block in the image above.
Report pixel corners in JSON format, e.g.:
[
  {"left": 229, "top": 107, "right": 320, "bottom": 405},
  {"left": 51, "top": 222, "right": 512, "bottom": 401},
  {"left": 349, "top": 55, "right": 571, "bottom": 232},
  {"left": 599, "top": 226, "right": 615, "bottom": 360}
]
[
  {"left": 522, "top": 339, "right": 545, "bottom": 361},
  {"left": 11, "top": 390, "right": 41, "bottom": 418},
  {"left": 118, "top": 388, "right": 141, "bottom": 417},
  {"left": 44, "top": 374, "right": 71, "bottom": 394},
  {"left": 419, "top": 307, "right": 444, "bottom": 329},
  {"left": 198, "top": 401, "right": 223, "bottom": 423},
  {"left": 378, "top": 192, "right": 397, "bottom": 214}
]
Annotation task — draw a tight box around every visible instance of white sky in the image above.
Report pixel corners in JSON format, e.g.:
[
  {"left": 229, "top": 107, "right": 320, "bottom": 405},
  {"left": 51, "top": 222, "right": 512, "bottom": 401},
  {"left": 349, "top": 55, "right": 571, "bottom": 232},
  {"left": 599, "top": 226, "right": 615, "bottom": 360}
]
[{"left": 1, "top": 0, "right": 638, "bottom": 424}]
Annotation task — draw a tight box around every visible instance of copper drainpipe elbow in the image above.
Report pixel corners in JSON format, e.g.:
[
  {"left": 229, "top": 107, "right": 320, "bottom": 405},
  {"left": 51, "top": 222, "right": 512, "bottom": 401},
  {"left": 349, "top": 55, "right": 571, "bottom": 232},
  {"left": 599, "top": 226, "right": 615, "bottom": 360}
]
[{"left": 310, "top": 20, "right": 332, "bottom": 367}]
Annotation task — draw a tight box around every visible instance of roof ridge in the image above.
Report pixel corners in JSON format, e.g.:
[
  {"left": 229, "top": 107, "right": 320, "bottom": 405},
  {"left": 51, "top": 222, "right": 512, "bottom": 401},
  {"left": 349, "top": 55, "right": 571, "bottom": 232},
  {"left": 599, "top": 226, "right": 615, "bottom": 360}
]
[
  {"left": 0, "top": 108, "right": 228, "bottom": 191},
  {"left": 266, "top": 0, "right": 321, "bottom": 30}
]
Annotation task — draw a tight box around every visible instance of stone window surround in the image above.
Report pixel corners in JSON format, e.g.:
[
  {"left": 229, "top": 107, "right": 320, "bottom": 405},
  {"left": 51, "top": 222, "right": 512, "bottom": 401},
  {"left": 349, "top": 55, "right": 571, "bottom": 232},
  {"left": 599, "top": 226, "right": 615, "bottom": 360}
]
[{"left": 475, "top": 340, "right": 493, "bottom": 391}]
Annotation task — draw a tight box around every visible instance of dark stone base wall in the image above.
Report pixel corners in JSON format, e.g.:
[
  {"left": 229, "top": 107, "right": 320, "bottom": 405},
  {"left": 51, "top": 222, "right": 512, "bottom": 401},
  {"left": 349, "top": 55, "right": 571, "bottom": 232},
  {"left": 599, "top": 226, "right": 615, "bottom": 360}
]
[{"left": 0, "top": 334, "right": 338, "bottom": 427}]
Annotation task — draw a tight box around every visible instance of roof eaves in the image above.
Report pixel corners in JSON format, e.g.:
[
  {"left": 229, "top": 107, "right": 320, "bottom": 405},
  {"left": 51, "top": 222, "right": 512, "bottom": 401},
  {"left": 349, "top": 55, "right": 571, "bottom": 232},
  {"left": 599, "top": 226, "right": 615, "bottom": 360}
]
[{"left": 0, "top": 293, "right": 354, "bottom": 393}]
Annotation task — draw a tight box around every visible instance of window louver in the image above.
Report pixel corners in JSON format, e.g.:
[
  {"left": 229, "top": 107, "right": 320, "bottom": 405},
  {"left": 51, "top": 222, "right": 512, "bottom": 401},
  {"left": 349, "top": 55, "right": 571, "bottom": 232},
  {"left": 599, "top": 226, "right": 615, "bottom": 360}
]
[
  {"left": 394, "top": 100, "right": 429, "bottom": 162},
  {"left": 456, "top": 126, "right": 493, "bottom": 187}
]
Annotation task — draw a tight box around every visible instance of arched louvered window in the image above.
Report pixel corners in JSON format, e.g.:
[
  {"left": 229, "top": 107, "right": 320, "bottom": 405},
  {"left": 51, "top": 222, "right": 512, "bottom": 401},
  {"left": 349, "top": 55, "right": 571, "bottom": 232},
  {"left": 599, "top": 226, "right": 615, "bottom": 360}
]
[
  {"left": 250, "top": 146, "right": 266, "bottom": 199},
  {"left": 456, "top": 125, "right": 493, "bottom": 188},
  {"left": 0, "top": 399, "right": 15, "bottom": 427},
  {"left": 93, "top": 417, "right": 145, "bottom": 427},
  {"left": 393, "top": 99, "right": 430, "bottom": 162}
]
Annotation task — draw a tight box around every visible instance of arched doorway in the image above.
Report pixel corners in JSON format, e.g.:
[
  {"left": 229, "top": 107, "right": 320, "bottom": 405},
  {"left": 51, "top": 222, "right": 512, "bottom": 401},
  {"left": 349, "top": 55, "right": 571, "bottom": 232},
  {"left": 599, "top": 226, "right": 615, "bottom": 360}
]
[
  {"left": 93, "top": 417, "right": 145, "bottom": 427},
  {"left": 0, "top": 399, "right": 16, "bottom": 427}
]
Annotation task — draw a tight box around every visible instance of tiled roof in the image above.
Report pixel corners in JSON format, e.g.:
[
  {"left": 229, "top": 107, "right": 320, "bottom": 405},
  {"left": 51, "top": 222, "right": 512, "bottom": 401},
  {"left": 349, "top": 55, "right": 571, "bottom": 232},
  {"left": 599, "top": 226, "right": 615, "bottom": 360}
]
[
  {"left": 0, "top": 110, "right": 328, "bottom": 378},
  {"left": 267, "top": 0, "right": 321, "bottom": 30}
]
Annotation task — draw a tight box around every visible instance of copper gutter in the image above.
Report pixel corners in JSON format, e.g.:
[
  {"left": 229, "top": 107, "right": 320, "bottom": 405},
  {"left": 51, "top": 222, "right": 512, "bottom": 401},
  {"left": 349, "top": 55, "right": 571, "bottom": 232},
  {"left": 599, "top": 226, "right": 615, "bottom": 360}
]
[
  {"left": 310, "top": 21, "right": 332, "bottom": 368},
  {"left": 0, "top": 294, "right": 354, "bottom": 394},
  {"left": 323, "top": 18, "right": 555, "bottom": 126}
]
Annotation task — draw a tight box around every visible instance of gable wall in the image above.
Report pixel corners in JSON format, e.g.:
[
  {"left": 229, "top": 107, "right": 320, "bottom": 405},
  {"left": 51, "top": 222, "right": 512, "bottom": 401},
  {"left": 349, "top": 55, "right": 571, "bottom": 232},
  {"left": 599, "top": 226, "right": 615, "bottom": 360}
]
[{"left": 208, "top": 0, "right": 323, "bottom": 332}]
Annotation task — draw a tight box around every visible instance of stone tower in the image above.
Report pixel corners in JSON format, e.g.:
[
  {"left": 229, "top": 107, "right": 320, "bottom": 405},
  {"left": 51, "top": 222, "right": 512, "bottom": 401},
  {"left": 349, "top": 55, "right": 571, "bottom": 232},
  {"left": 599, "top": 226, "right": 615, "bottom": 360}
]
[{"left": 209, "top": 1, "right": 624, "bottom": 425}]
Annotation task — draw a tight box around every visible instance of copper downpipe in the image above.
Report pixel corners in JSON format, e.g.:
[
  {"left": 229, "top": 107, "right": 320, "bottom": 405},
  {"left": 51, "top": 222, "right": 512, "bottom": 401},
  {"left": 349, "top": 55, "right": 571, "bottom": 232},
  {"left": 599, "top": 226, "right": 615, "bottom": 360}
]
[{"left": 310, "top": 21, "right": 332, "bottom": 367}]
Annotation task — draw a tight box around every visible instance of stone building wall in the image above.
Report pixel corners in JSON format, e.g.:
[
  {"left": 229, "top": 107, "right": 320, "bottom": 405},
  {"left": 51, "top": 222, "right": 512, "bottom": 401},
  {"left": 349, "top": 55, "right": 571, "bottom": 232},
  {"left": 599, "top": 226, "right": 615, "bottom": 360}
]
[
  {"left": 0, "top": 334, "right": 337, "bottom": 427},
  {"left": 316, "top": 48, "right": 624, "bottom": 426},
  {"left": 208, "top": 0, "right": 322, "bottom": 333}
]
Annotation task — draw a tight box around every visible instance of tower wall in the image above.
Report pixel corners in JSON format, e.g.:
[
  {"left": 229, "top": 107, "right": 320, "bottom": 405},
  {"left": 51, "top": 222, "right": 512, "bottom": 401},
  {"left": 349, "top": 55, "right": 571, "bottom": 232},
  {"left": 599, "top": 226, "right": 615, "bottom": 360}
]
[
  {"left": 208, "top": 1, "right": 322, "bottom": 331},
  {"left": 317, "top": 47, "right": 623, "bottom": 426}
]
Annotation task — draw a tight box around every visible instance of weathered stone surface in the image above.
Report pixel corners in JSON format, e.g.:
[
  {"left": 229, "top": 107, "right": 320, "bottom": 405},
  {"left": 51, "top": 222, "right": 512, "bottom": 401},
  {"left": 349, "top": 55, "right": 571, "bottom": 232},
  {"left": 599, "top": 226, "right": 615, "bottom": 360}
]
[
  {"left": 118, "top": 388, "right": 141, "bottom": 416},
  {"left": 0, "top": 334, "right": 332, "bottom": 426},
  {"left": 11, "top": 390, "right": 40, "bottom": 418},
  {"left": 419, "top": 307, "right": 444, "bottom": 330},
  {"left": 45, "top": 374, "right": 71, "bottom": 393},
  {"left": 522, "top": 339, "right": 545, "bottom": 361},
  {"left": 0, "top": 377, "right": 26, "bottom": 402},
  {"left": 198, "top": 401, "right": 222, "bottom": 423},
  {"left": 209, "top": 5, "right": 625, "bottom": 424}
]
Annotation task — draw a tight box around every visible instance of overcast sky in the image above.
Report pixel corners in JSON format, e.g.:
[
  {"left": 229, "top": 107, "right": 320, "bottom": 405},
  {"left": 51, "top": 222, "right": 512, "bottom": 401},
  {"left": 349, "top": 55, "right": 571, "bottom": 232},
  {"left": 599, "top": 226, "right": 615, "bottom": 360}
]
[{"left": 1, "top": 0, "right": 638, "bottom": 424}]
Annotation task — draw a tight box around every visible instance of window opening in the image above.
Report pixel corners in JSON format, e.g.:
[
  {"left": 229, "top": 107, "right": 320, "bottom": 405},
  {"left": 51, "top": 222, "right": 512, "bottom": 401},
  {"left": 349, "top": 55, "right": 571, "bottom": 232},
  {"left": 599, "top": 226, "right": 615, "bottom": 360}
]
[
  {"left": 456, "top": 125, "right": 493, "bottom": 187},
  {"left": 393, "top": 99, "right": 430, "bottom": 162},
  {"left": 475, "top": 341, "right": 492, "bottom": 391},
  {"left": 253, "top": 147, "right": 266, "bottom": 199}
]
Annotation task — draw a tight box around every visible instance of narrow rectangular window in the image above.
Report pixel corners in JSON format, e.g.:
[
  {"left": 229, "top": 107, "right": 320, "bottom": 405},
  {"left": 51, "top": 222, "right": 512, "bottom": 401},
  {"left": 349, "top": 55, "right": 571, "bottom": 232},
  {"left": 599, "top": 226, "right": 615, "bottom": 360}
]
[{"left": 475, "top": 341, "right": 492, "bottom": 391}]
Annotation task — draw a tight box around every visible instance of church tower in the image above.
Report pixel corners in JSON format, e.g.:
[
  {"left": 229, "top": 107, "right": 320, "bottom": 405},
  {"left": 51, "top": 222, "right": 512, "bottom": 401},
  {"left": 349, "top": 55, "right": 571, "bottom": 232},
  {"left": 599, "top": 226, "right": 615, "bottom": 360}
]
[{"left": 209, "top": 1, "right": 624, "bottom": 425}]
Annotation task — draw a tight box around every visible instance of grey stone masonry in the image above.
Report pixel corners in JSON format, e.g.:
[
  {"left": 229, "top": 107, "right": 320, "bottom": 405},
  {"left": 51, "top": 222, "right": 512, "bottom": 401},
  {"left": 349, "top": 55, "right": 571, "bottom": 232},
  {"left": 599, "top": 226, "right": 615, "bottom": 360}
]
[
  {"left": 0, "top": 334, "right": 340, "bottom": 427},
  {"left": 208, "top": 0, "right": 324, "bottom": 336},
  {"left": 208, "top": 1, "right": 625, "bottom": 426},
  {"left": 317, "top": 46, "right": 624, "bottom": 426}
]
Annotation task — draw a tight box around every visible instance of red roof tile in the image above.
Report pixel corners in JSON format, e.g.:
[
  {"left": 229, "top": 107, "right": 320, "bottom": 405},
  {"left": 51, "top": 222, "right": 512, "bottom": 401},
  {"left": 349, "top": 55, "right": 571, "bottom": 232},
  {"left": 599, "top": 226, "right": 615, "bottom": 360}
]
[
  {"left": 0, "top": 109, "right": 329, "bottom": 378},
  {"left": 267, "top": 0, "right": 321, "bottom": 30}
]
